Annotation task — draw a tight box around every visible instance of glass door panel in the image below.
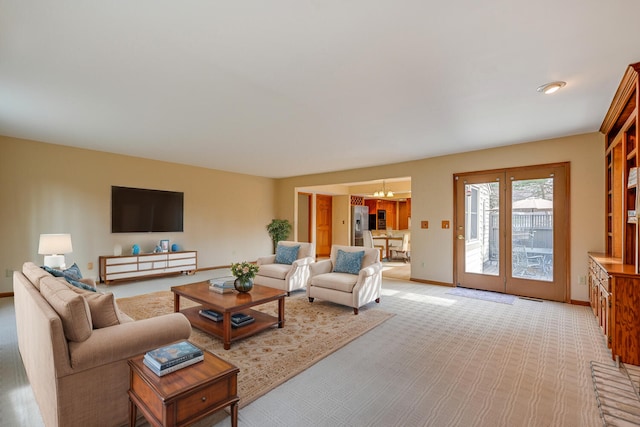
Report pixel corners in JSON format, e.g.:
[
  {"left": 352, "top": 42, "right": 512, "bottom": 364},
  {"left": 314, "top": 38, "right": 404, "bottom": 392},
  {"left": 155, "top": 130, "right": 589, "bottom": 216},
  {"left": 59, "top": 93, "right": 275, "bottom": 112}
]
[
  {"left": 510, "top": 178, "right": 553, "bottom": 282},
  {"left": 505, "top": 165, "right": 567, "bottom": 302},
  {"left": 455, "top": 172, "right": 505, "bottom": 293},
  {"left": 464, "top": 181, "right": 500, "bottom": 276}
]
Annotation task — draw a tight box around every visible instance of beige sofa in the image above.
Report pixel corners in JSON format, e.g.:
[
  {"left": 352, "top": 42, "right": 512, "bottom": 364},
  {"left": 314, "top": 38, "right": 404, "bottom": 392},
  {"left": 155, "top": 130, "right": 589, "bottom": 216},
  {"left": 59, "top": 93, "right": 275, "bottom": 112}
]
[{"left": 14, "top": 262, "right": 192, "bottom": 427}]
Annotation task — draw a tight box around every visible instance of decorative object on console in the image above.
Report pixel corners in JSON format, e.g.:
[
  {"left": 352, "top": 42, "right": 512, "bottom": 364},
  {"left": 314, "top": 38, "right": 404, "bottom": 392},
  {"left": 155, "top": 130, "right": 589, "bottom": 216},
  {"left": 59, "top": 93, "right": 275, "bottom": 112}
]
[
  {"left": 154, "top": 245, "right": 162, "bottom": 253},
  {"left": 231, "top": 261, "right": 259, "bottom": 293},
  {"left": 132, "top": 244, "right": 140, "bottom": 255},
  {"left": 171, "top": 243, "right": 179, "bottom": 252},
  {"left": 160, "top": 239, "right": 169, "bottom": 252},
  {"left": 38, "top": 233, "right": 73, "bottom": 269},
  {"left": 113, "top": 244, "right": 122, "bottom": 256},
  {"left": 266, "top": 219, "right": 292, "bottom": 254}
]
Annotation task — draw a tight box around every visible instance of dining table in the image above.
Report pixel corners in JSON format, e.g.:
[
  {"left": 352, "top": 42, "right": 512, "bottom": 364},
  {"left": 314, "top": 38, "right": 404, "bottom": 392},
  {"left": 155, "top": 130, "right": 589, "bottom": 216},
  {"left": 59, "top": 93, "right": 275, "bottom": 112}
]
[{"left": 372, "top": 236, "right": 404, "bottom": 260}]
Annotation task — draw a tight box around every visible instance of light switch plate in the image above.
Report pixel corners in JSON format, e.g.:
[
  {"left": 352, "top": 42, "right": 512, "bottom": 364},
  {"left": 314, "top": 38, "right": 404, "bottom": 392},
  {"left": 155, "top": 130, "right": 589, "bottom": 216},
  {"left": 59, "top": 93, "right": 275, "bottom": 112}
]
[
  {"left": 442, "top": 220, "right": 450, "bottom": 229},
  {"left": 421, "top": 221, "right": 429, "bottom": 229}
]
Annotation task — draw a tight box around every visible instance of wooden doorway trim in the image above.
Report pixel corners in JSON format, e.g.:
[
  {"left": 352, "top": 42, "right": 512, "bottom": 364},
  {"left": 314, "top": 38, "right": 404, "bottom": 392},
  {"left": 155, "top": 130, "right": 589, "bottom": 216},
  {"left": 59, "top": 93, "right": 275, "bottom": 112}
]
[{"left": 296, "top": 192, "right": 313, "bottom": 243}]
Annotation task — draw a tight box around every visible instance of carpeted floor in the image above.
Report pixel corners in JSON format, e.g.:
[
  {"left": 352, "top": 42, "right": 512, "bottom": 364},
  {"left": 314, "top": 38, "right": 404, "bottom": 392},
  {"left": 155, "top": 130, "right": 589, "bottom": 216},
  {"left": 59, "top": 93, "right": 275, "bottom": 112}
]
[
  {"left": 1, "top": 271, "right": 622, "bottom": 427},
  {"left": 117, "top": 290, "right": 394, "bottom": 409},
  {"left": 445, "top": 287, "right": 518, "bottom": 305},
  {"left": 381, "top": 262, "right": 410, "bottom": 280}
]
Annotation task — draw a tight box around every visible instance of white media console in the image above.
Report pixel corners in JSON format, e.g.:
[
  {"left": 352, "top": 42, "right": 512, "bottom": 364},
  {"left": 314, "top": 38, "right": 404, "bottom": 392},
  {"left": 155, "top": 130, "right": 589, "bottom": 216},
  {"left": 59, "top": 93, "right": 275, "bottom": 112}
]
[{"left": 99, "top": 251, "right": 197, "bottom": 284}]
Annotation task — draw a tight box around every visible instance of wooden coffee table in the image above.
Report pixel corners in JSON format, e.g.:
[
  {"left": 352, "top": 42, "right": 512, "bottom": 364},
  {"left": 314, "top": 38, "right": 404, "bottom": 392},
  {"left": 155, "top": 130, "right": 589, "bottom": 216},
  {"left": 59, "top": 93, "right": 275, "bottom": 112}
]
[
  {"left": 128, "top": 350, "right": 239, "bottom": 427},
  {"left": 171, "top": 281, "right": 286, "bottom": 350}
]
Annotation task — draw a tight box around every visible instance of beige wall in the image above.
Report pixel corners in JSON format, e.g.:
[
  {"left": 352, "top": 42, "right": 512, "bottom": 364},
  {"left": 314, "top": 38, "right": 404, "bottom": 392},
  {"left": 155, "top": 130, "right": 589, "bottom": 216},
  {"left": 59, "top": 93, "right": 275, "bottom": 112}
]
[
  {"left": 0, "top": 136, "right": 276, "bottom": 292},
  {"left": 275, "top": 132, "right": 605, "bottom": 302},
  {"left": 2, "top": 132, "right": 605, "bottom": 302}
]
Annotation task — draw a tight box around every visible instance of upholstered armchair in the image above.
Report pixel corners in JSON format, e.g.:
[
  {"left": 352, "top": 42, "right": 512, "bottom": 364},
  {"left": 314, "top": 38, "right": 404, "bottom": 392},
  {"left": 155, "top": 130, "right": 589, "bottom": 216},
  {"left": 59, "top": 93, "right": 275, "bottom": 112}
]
[
  {"left": 254, "top": 241, "right": 316, "bottom": 295},
  {"left": 307, "top": 245, "right": 382, "bottom": 314}
]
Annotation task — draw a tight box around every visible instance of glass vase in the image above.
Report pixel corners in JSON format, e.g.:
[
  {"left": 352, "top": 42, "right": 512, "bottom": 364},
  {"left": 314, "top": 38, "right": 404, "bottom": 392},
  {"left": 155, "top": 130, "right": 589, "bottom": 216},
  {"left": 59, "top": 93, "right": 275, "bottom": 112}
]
[{"left": 234, "top": 277, "right": 254, "bottom": 293}]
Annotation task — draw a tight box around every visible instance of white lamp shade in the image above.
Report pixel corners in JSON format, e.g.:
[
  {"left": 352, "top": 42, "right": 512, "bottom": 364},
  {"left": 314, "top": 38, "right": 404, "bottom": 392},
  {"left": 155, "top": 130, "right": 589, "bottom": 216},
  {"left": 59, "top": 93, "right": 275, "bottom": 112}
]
[{"left": 38, "top": 234, "right": 73, "bottom": 255}]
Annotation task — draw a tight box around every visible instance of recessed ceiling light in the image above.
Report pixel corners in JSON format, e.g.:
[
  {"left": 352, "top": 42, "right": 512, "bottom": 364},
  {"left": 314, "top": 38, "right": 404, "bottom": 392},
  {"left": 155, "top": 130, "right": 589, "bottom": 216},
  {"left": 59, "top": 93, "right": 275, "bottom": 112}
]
[{"left": 537, "top": 81, "right": 566, "bottom": 94}]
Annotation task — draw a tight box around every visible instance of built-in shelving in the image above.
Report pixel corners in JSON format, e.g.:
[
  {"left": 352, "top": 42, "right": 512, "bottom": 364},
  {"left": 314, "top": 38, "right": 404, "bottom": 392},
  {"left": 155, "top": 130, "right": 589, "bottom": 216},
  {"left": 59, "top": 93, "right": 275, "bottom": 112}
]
[{"left": 592, "top": 62, "right": 640, "bottom": 365}]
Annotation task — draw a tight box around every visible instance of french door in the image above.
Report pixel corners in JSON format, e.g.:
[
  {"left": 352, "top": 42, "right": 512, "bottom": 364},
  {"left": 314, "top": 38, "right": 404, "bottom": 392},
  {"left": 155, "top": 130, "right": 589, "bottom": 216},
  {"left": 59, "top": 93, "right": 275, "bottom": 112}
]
[{"left": 453, "top": 163, "right": 569, "bottom": 302}]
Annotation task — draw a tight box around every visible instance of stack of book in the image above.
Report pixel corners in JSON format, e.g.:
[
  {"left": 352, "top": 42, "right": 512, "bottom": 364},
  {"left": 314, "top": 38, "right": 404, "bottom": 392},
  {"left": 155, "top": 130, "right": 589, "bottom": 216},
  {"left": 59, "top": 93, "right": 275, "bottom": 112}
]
[
  {"left": 231, "top": 312, "right": 255, "bottom": 328},
  {"left": 209, "top": 276, "right": 236, "bottom": 294},
  {"left": 143, "top": 341, "right": 204, "bottom": 377},
  {"left": 199, "top": 309, "right": 223, "bottom": 322}
]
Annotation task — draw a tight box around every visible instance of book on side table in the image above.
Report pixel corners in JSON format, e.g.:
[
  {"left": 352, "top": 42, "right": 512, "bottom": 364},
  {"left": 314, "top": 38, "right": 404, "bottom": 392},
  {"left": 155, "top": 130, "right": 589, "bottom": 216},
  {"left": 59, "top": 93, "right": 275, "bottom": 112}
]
[{"left": 143, "top": 340, "right": 204, "bottom": 377}]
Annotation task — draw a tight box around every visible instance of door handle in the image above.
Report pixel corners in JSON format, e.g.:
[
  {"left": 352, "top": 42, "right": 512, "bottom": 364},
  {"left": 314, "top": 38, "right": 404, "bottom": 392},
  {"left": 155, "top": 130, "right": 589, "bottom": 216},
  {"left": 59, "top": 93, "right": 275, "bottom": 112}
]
[{"left": 457, "top": 234, "right": 464, "bottom": 240}]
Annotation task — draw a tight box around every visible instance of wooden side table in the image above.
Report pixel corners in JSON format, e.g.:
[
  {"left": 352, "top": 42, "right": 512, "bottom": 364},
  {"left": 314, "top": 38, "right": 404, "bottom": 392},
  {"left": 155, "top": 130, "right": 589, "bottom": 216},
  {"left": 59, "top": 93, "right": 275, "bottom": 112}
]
[{"left": 128, "top": 350, "right": 239, "bottom": 427}]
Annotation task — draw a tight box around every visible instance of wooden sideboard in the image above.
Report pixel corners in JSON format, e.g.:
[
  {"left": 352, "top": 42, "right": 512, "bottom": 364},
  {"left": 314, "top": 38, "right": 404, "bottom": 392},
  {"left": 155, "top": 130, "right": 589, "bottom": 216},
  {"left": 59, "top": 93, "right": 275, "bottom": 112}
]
[
  {"left": 588, "top": 253, "right": 640, "bottom": 365},
  {"left": 99, "top": 251, "right": 197, "bottom": 284}
]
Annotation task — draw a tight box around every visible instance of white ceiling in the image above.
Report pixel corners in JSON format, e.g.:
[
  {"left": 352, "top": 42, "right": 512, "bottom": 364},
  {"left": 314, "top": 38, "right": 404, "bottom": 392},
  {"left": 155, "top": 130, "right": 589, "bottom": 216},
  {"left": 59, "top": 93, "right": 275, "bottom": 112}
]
[{"left": 2, "top": 1, "right": 640, "bottom": 178}]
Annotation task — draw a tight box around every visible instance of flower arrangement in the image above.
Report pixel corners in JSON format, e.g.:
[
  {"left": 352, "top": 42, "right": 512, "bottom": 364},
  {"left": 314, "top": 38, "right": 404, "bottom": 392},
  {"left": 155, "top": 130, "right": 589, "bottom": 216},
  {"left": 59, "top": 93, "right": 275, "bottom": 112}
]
[{"left": 230, "top": 261, "right": 259, "bottom": 281}]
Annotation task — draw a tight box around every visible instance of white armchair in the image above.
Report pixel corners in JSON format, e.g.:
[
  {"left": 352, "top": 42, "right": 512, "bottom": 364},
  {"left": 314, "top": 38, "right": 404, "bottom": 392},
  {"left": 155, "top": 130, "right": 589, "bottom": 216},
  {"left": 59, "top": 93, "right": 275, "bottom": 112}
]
[
  {"left": 254, "top": 241, "right": 316, "bottom": 295},
  {"left": 307, "top": 245, "right": 382, "bottom": 314}
]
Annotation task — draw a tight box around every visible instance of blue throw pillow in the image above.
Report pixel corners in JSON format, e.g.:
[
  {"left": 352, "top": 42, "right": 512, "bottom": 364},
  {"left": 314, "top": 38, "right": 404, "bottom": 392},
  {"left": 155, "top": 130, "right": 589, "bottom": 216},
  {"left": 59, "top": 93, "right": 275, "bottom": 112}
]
[
  {"left": 275, "top": 244, "right": 300, "bottom": 265},
  {"left": 42, "top": 263, "right": 83, "bottom": 280},
  {"left": 67, "top": 278, "right": 97, "bottom": 292},
  {"left": 333, "top": 249, "right": 365, "bottom": 275},
  {"left": 63, "top": 263, "right": 83, "bottom": 281},
  {"left": 42, "top": 265, "right": 64, "bottom": 278},
  {"left": 42, "top": 264, "right": 96, "bottom": 292}
]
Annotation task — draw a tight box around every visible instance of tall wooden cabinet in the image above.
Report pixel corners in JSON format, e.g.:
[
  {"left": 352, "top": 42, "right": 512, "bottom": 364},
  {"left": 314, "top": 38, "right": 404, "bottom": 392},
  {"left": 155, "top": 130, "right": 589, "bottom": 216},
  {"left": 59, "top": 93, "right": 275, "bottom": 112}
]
[{"left": 589, "top": 62, "right": 640, "bottom": 365}]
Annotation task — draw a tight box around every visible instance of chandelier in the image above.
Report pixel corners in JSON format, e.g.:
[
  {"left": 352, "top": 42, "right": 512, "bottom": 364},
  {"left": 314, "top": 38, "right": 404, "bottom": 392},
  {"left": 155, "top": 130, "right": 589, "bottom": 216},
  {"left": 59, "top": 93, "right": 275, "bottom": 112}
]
[{"left": 373, "top": 181, "right": 394, "bottom": 198}]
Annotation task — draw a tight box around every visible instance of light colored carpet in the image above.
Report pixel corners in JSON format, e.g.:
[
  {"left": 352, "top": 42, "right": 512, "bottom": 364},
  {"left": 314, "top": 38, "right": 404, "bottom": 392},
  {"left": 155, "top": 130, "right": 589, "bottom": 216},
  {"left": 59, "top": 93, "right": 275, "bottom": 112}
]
[
  {"left": 381, "top": 262, "right": 410, "bottom": 280},
  {"left": 1, "top": 273, "right": 621, "bottom": 427},
  {"left": 117, "top": 290, "right": 394, "bottom": 409},
  {"left": 223, "top": 281, "right": 614, "bottom": 427}
]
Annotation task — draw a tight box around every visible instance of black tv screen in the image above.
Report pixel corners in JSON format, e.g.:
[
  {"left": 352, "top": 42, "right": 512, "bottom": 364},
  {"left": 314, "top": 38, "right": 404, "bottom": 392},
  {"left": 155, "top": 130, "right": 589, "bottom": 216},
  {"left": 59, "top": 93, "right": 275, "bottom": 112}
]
[{"left": 111, "top": 186, "right": 184, "bottom": 233}]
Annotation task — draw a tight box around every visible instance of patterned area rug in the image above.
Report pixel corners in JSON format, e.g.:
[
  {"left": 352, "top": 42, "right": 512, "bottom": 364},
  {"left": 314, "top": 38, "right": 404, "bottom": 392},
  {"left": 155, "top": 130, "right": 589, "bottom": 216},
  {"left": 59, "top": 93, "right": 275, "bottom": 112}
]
[
  {"left": 117, "top": 291, "right": 393, "bottom": 410},
  {"left": 445, "top": 287, "right": 518, "bottom": 305}
]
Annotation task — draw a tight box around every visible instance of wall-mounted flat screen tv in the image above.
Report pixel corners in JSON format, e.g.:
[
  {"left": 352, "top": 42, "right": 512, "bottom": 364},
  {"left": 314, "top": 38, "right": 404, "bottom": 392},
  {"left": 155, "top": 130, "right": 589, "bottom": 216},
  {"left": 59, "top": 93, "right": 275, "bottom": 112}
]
[{"left": 111, "top": 186, "right": 184, "bottom": 233}]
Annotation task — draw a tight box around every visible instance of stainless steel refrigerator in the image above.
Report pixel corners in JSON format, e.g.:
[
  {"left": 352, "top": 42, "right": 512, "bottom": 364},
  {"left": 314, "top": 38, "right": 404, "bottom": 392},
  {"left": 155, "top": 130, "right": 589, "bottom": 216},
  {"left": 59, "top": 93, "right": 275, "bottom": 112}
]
[{"left": 351, "top": 205, "right": 369, "bottom": 246}]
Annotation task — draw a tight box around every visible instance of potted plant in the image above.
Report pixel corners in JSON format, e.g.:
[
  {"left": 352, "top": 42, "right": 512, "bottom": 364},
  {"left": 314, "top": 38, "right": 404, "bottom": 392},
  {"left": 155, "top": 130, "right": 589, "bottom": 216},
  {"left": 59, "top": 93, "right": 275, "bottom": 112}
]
[{"left": 266, "top": 219, "right": 292, "bottom": 253}]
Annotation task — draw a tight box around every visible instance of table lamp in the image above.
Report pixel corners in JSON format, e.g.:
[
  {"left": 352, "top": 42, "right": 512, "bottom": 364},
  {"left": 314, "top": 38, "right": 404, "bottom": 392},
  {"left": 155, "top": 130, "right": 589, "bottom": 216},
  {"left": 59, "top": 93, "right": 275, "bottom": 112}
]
[{"left": 38, "top": 233, "right": 73, "bottom": 269}]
